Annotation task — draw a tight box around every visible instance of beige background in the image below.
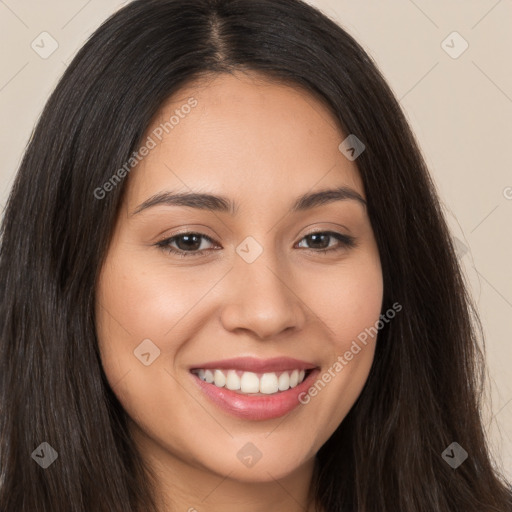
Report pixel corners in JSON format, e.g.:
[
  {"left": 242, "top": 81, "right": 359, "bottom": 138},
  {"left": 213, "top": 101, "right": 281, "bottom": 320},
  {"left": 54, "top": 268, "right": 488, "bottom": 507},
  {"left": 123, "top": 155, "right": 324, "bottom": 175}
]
[{"left": 1, "top": 0, "right": 511, "bottom": 479}]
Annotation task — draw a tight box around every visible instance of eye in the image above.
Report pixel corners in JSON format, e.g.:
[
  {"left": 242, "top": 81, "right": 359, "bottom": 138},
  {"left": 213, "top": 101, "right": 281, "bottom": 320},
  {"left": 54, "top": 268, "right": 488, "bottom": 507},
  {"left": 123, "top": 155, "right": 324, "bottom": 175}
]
[
  {"left": 156, "top": 232, "right": 219, "bottom": 258},
  {"left": 155, "top": 230, "right": 357, "bottom": 258},
  {"left": 296, "top": 231, "right": 357, "bottom": 253}
]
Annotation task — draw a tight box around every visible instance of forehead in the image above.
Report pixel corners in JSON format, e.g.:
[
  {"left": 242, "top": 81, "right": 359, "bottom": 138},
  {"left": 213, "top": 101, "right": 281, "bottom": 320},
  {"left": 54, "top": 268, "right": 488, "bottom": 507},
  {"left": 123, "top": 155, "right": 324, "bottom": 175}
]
[{"left": 123, "top": 71, "right": 364, "bottom": 210}]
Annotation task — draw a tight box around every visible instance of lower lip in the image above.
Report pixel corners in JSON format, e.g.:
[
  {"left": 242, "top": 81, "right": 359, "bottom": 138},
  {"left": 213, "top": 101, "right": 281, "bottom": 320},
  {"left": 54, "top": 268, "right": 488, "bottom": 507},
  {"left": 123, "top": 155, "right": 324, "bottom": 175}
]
[{"left": 190, "top": 369, "right": 320, "bottom": 421}]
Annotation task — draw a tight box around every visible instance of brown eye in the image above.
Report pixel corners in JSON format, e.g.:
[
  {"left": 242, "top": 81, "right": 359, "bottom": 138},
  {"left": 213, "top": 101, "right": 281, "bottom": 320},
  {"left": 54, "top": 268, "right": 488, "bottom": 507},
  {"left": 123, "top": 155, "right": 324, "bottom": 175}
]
[
  {"left": 156, "top": 233, "right": 218, "bottom": 258},
  {"left": 296, "top": 231, "right": 356, "bottom": 253}
]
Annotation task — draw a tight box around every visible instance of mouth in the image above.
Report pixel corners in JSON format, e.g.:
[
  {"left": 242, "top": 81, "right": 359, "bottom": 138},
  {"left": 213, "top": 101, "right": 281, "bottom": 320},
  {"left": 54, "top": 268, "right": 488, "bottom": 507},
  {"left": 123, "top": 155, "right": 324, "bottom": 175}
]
[
  {"left": 189, "top": 357, "right": 320, "bottom": 420},
  {"left": 190, "top": 368, "right": 312, "bottom": 395}
]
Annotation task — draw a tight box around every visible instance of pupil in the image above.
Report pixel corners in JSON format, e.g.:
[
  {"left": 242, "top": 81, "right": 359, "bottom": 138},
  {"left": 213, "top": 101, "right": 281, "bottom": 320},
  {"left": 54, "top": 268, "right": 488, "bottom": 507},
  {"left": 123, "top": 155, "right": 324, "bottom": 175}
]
[
  {"left": 178, "top": 234, "right": 201, "bottom": 251},
  {"left": 308, "top": 233, "right": 328, "bottom": 249}
]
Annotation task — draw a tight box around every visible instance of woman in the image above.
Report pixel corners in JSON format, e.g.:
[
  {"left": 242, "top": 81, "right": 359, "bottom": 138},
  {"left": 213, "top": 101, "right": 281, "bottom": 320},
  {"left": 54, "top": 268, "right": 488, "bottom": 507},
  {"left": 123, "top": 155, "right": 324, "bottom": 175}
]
[{"left": 0, "top": 0, "right": 510, "bottom": 510}]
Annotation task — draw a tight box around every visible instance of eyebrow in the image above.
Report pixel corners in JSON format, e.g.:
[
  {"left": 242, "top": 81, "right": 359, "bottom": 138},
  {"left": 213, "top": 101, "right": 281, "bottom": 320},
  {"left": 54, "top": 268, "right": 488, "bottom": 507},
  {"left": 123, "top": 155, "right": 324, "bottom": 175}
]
[{"left": 131, "top": 185, "right": 367, "bottom": 216}]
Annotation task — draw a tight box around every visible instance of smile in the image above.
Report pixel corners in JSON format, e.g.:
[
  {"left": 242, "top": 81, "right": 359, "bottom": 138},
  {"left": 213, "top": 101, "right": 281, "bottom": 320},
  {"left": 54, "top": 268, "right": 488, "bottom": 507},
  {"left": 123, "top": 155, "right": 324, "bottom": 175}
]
[
  {"left": 189, "top": 357, "right": 320, "bottom": 420},
  {"left": 191, "top": 368, "right": 309, "bottom": 395}
]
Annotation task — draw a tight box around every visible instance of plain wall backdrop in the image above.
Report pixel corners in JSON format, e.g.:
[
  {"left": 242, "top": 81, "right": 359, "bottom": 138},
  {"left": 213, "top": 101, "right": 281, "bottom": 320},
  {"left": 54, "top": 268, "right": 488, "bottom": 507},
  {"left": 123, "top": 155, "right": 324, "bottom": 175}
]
[{"left": 1, "top": 0, "right": 511, "bottom": 479}]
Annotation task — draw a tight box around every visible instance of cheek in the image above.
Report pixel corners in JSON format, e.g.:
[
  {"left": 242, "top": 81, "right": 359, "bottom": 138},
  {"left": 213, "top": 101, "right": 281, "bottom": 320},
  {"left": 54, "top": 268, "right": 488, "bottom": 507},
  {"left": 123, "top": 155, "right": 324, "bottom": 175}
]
[
  {"left": 293, "top": 251, "right": 383, "bottom": 434},
  {"left": 95, "top": 244, "right": 218, "bottom": 359},
  {"left": 301, "top": 249, "right": 383, "bottom": 347},
  {"left": 94, "top": 248, "right": 184, "bottom": 399},
  {"left": 94, "top": 251, "right": 197, "bottom": 447}
]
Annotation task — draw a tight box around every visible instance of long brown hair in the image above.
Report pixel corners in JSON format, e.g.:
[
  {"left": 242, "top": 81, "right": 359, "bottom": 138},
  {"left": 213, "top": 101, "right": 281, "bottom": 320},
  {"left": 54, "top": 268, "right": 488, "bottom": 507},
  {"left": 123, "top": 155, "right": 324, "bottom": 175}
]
[{"left": 1, "top": 0, "right": 510, "bottom": 510}]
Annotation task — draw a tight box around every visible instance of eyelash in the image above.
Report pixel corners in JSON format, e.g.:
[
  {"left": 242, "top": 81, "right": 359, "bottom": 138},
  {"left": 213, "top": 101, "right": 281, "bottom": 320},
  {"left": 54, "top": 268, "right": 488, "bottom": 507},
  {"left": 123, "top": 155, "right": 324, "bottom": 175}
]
[{"left": 155, "top": 231, "right": 357, "bottom": 258}]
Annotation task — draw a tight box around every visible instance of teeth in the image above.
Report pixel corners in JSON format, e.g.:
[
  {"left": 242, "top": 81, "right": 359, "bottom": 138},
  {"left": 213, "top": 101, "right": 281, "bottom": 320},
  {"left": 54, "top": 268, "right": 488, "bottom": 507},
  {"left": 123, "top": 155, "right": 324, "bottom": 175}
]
[
  {"left": 194, "top": 368, "right": 309, "bottom": 395},
  {"left": 278, "top": 372, "right": 290, "bottom": 391},
  {"left": 214, "top": 369, "right": 226, "bottom": 387},
  {"left": 289, "top": 369, "right": 299, "bottom": 388},
  {"left": 225, "top": 369, "right": 241, "bottom": 390},
  {"left": 240, "top": 372, "right": 260, "bottom": 393},
  {"left": 260, "top": 373, "right": 279, "bottom": 394}
]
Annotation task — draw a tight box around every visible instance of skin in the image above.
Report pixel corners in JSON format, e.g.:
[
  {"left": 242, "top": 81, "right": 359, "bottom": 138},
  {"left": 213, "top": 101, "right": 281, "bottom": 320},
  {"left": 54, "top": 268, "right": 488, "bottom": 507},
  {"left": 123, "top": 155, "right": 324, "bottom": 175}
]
[{"left": 95, "top": 70, "right": 383, "bottom": 512}]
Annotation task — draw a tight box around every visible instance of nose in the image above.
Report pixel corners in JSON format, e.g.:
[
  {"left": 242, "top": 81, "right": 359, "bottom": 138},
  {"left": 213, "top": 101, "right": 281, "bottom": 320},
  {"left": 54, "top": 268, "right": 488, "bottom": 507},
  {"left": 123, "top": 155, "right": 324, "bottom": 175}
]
[{"left": 219, "top": 250, "right": 307, "bottom": 340}]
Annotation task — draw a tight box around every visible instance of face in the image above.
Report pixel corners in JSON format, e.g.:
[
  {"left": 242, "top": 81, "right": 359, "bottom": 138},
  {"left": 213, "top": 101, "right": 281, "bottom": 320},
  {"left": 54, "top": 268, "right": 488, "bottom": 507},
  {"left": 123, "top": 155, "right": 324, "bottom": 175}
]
[{"left": 95, "top": 71, "right": 383, "bottom": 487}]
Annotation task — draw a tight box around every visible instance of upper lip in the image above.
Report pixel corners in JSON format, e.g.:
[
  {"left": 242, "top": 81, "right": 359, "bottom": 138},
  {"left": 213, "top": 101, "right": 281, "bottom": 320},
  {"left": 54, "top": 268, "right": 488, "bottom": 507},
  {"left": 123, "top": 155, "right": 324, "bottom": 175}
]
[{"left": 189, "top": 356, "right": 318, "bottom": 373}]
